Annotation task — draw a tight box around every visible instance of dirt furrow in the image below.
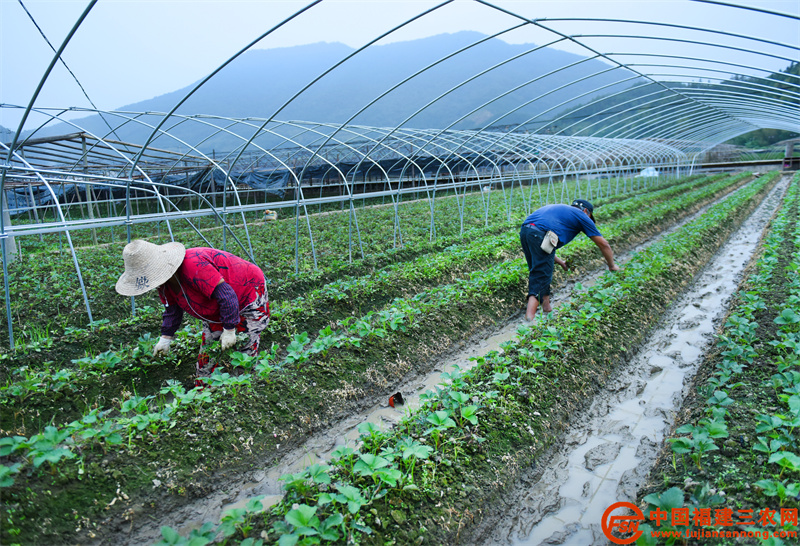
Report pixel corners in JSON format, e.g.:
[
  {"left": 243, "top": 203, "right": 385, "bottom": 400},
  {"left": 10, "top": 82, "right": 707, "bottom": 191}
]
[
  {"left": 111, "top": 176, "right": 769, "bottom": 546},
  {"left": 470, "top": 177, "right": 789, "bottom": 546}
]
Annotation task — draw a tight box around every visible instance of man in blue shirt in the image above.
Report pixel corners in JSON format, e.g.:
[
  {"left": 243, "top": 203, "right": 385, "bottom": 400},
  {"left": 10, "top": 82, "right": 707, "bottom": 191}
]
[{"left": 520, "top": 199, "right": 619, "bottom": 320}]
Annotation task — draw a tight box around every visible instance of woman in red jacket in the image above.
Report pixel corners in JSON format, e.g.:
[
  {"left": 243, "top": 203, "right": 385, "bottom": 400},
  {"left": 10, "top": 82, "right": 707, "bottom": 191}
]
[{"left": 116, "top": 239, "right": 270, "bottom": 385}]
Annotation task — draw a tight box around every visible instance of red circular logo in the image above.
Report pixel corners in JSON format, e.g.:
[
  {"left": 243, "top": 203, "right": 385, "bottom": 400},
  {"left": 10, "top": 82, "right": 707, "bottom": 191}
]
[{"left": 601, "top": 501, "right": 645, "bottom": 545}]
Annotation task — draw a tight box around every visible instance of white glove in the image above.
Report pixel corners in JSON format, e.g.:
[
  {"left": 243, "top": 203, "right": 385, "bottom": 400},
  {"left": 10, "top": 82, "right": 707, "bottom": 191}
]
[
  {"left": 220, "top": 328, "right": 237, "bottom": 350},
  {"left": 153, "top": 336, "right": 172, "bottom": 357}
]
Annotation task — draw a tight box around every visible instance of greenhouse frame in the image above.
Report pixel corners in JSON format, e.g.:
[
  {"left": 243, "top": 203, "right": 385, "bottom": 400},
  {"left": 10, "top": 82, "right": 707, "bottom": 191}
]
[{"left": 1, "top": 0, "right": 798, "bottom": 347}]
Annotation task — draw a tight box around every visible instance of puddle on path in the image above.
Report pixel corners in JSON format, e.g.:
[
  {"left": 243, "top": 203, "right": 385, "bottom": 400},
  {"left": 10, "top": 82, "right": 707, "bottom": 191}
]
[
  {"left": 117, "top": 180, "right": 778, "bottom": 545},
  {"left": 479, "top": 178, "right": 789, "bottom": 546}
]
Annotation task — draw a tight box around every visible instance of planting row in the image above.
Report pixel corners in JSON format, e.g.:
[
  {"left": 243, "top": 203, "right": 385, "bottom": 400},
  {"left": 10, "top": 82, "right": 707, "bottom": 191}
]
[
  {"left": 0, "top": 172, "right": 769, "bottom": 544},
  {"left": 0, "top": 174, "right": 700, "bottom": 348},
  {"left": 12, "top": 174, "right": 676, "bottom": 254},
  {"left": 147, "top": 170, "right": 782, "bottom": 545},
  {"left": 0, "top": 171, "right": 754, "bottom": 430},
  {"left": 0, "top": 170, "right": 759, "bottom": 464},
  {"left": 635, "top": 172, "right": 800, "bottom": 545}
]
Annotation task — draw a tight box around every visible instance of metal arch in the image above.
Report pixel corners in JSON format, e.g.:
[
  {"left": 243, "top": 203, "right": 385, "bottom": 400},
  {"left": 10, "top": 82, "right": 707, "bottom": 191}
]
[
  {"left": 679, "top": 98, "right": 800, "bottom": 129},
  {"left": 555, "top": 65, "right": 797, "bottom": 142},
  {"left": 556, "top": 83, "right": 675, "bottom": 138},
  {"left": 575, "top": 86, "right": 742, "bottom": 144},
  {"left": 622, "top": 103, "right": 762, "bottom": 143},
  {"left": 285, "top": 121, "right": 422, "bottom": 265},
  {"left": 538, "top": 138, "right": 582, "bottom": 201},
  {"left": 679, "top": 86, "right": 800, "bottom": 114},
  {"left": 475, "top": 0, "right": 797, "bottom": 148},
  {"left": 393, "top": 55, "right": 625, "bottom": 201},
  {"left": 385, "top": 127, "right": 482, "bottom": 239},
  {"left": 274, "top": 122, "right": 400, "bottom": 266},
  {"left": 489, "top": 139, "right": 539, "bottom": 213},
  {"left": 139, "top": 114, "right": 307, "bottom": 261},
  {"left": 257, "top": 20, "right": 530, "bottom": 188},
  {"left": 283, "top": 30, "right": 577, "bottom": 228},
  {"left": 501, "top": 134, "right": 551, "bottom": 206},
  {"left": 564, "top": 137, "right": 619, "bottom": 198},
  {"left": 167, "top": 116, "right": 360, "bottom": 268},
  {"left": 0, "top": 1, "right": 99, "bottom": 348},
  {"left": 2, "top": 107, "right": 210, "bottom": 338},
  {"left": 224, "top": 1, "right": 458, "bottom": 179},
  {"left": 406, "top": 129, "right": 496, "bottom": 233},
  {"left": 345, "top": 125, "right": 471, "bottom": 238},
  {"left": 2, "top": 1, "right": 97, "bottom": 162},
  {"left": 568, "top": 84, "right": 748, "bottom": 144},
  {"left": 572, "top": 139, "right": 623, "bottom": 199},
  {"left": 444, "top": 131, "right": 516, "bottom": 224},
  {"left": 614, "top": 101, "right": 734, "bottom": 141},
  {"left": 126, "top": 0, "right": 325, "bottom": 177},
  {"left": 536, "top": 15, "right": 799, "bottom": 56},
  {"left": 624, "top": 73, "right": 800, "bottom": 117},
  {"left": 123, "top": 113, "right": 255, "bottom": 256},
  {"left": 17, "top": 109, "right": 221, "bottom": 238},
  {"left": 581, "top": 32, "right": 796, "bottom": 71},
  {"left": 62, "top": 110, "right": 260, "bottom": 262},
  {"left": 242, "top": 121, "right": 363, "bottom": 271},
  {"left": 691, "top": 0, "right": 799, "bottom": 20},
  {"left": 330, "top": 41, "right": 611, "bottom": 221},
  {"left": 9, "top": 107, "right": 269, "bottom": 258},
  {"left": 296, "top": 121, "right": 434, "bottom": 258},
  {"left": 0, "top": 144, "right": 93, "bottom": 347},
  {"left": 589, "top": 66, "right": 800, "bottom": 138},
  {"left": 612, "top": 52, "right": 800, "bottom": 81},
  {"left": 461, "top": 130, "right": 535, "bottom": 219},
  {"left": 294, "top": 33, "right": 582, "bottom": 198},
  {"left": 123, "top": 114, "right": 428, "bottom": 270},
  {"left": 468, "top": 70, "right": 638, "bottom": 166},
  {"left": 3, "top": 0, "right": 800, "bottom": 347}
]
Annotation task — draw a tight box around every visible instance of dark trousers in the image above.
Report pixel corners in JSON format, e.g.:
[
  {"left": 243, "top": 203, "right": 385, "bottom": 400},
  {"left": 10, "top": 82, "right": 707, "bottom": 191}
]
[{"left": 520, "top": 224, "right": 555, "bottom": 304}]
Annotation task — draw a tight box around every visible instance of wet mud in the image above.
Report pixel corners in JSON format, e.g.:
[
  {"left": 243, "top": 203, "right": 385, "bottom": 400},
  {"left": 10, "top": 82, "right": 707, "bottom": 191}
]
[
  {"left": 473, "top": 177, "right": 789, "bottom": 546},
  {"left": 114, "top": 177, "right": 785, "bottom": 546}
]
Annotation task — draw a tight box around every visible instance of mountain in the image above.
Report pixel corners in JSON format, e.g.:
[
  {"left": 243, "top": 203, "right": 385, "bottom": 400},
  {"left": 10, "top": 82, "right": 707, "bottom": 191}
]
[
  {"left": 0, "top": 125, "right": 13, "bottom": 142},
  {"left": 29, "top": 32, "right": 638, "bottom": 153}
]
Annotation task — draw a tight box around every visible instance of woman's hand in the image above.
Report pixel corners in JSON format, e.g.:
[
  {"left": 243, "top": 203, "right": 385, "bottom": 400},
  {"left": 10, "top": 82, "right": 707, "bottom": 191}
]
[
  {"left": 220, "top": 328, "right": 237, "bottom": 350},
  {"left": 153, "top": 335, "right": 172, "bottom": 357}
]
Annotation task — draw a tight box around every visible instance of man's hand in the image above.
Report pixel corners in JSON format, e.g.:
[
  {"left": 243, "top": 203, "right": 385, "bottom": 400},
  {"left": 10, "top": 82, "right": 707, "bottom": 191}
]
[
  {"left": 220, "top": 328, "right": 237, "bottom": 350},
  {"left": 153, "top": 335, "right": 172, "bottom": 357}
]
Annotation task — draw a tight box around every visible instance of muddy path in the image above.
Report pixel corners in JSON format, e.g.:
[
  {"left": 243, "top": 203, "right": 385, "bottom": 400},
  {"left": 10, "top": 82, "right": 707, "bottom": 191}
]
[
  {"left": 111, "top": 177, "right": 775, "bottom": 546},
  {"left": 467, "top": 176, "right": 790, "bottom": 546}
]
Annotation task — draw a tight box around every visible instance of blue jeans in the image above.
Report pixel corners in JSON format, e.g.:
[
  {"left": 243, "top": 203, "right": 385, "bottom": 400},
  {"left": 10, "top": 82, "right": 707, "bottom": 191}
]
[{"left": 520, "top": 224, "right": 555, "bottom": 304}]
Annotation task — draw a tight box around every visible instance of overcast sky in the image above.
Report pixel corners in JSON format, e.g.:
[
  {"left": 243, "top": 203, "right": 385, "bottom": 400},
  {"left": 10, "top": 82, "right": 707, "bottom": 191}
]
[{"left": 1, "top": 0, "right": 798, "bottom": 131}]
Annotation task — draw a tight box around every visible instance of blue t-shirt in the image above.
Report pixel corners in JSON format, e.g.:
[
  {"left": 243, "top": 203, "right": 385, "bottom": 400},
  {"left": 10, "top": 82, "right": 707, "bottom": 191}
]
[{"left": 522, "top": 204, "right": 602, "bottom": 248}]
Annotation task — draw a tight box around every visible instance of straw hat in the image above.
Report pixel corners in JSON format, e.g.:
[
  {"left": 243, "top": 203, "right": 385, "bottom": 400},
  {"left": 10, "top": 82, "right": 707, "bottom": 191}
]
[{"left": 115, "top": 239, "right": 185, "bottom": 296}]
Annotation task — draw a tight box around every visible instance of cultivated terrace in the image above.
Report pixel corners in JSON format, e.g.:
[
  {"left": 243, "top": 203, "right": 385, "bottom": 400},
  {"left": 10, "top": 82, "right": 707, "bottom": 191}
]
[
  {"left": 637, "top": 172, "right": 800, "bottom": 546},
  {"left": 0, "top": 171, "right": 784, "bottom": 545}
]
